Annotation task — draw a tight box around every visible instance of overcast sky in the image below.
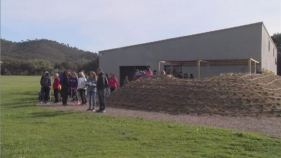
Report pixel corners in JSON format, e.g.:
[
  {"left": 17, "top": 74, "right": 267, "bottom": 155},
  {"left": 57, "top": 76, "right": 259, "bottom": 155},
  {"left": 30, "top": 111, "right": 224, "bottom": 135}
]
[{"left": 2, "top": 0, "right": 281, "bottom": 52}]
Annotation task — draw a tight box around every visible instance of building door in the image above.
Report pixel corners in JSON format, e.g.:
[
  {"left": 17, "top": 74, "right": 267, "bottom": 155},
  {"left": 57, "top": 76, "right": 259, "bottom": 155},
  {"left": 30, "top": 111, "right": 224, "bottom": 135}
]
[{"left": 120, "top": 66, "right": 148, "bottom": 86}]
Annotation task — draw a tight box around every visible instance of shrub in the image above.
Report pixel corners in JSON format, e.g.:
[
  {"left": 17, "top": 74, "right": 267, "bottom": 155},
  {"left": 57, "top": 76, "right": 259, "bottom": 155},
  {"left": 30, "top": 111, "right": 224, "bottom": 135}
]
[{"left": 262, "top": 68, "right": 275, "bottom": 75}]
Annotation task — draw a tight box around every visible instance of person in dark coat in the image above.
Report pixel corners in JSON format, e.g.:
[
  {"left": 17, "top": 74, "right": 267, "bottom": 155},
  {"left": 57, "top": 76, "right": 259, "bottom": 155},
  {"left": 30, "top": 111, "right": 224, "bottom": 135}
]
[
  {"left": 39, "top": 71, "right": 46, "bottom": 103},
  {"left": 96, "top": 68, "right": 108, "bottom": 113},
  {"left": 41, "top": 71, "right": 52, "bottom": 103},
  {"left": 61, "top": 70, "right": 70, "bottom": 106}
]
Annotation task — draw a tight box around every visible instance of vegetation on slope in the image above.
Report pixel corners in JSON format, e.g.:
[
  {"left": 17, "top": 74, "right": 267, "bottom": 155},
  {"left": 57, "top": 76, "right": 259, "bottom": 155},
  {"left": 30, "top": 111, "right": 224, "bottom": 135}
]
[
  {"left": 1, "top": 39, "right": 99, "bottom": 75},
  {"left": 108, "top": 74, "right": 281, "bottom": 117}
]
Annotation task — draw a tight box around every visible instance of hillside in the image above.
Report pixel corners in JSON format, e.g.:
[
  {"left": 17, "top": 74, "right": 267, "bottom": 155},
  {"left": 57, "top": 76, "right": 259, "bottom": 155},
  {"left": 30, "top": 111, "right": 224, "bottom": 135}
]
[
  {"left": 1, "top": 39, "right": 98, "bottom": 65},
  {"left": 107, "top": 73, "right": 281, "bottom": 117}
]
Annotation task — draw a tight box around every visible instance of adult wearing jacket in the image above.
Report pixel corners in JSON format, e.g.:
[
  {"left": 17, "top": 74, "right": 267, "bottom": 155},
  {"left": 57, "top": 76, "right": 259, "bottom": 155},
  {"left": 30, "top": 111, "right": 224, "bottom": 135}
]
[
  {"left": 108, "top": 73, "right": 119, "bottom": 93},
  {"left": 86, "top": 71, "right": 97, "bottom": 111},
  {"left": 96, "top": 68, "right": 108, "bottom": 113},
  {"left": 53, "top": 73, "right": 60, "bottom": 103},
  {"left": 145, "top": 68, "right": 153, "bottom": 76},
  {"left": 39, "top": 71, "right": 46, "bottom": 103},
  {"left": 61, "top": 70, "right": 70, "bottom": 106},
  {"left": 78, "top": 72, "right": 87, "bottom": 105},
  {"left": 42, "top": 71, "right": 52, "bottom": 103}
]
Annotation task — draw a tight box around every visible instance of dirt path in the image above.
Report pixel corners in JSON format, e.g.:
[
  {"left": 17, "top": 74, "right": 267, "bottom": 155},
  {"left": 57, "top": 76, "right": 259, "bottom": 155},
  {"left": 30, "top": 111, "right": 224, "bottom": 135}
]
[{"left": 39, "top": 103, "right": 281, "bottom": 138}]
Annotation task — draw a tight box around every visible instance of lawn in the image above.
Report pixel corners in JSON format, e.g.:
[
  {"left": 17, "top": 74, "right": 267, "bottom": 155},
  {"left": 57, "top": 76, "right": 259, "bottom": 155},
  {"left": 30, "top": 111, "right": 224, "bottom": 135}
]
[{"left": 1, "top": 76, "right": 281, "bottom": 158}]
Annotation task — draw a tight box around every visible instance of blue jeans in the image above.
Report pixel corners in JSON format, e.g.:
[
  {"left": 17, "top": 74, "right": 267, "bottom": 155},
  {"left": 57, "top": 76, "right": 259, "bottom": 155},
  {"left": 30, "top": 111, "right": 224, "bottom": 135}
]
[
  {"left": 88, "top": 91, "right": 96, "bottom": 110},
  {"left": 71, "top": 89, "right": 78, "bottom": 101},
  {"left": 97, "top": 89, "right": 106, "bottom": 110}
]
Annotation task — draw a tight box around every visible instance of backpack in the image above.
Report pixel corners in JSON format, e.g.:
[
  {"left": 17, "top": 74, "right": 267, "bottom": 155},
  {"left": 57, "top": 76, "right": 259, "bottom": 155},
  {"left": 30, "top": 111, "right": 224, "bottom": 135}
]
[
  {"left": 41, "top": 77, "right": 50, "bottom": 87},
  {"left": 104, "top": 76, "right": 109, "bottom": 88}
]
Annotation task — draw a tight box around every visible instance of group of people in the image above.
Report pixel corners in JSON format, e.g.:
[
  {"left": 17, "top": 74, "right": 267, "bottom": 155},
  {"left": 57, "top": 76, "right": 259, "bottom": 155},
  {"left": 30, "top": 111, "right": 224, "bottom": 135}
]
[
  {"left": 133, "top": 68, "right": 155, "bottom": 81},
  {"left": 132, "top": 68, "right": 194, "bottom": 80},
  {"left": 39, "top": 67, "right": 194, "bottom": 112},
  {"left": 40, "top": 68, "right": 119, "bottom": 113}
]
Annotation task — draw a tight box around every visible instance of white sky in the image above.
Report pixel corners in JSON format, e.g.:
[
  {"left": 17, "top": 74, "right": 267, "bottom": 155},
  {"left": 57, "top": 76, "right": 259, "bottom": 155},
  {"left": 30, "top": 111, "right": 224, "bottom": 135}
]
[{"left": 2, "top": 0, "right": 281, "bottom": 52}]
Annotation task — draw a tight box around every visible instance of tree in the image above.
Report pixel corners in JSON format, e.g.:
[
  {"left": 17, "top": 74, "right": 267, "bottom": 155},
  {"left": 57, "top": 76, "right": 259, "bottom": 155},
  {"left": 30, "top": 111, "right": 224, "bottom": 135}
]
[
  {"left": 272, "top": 33, "right": 281, "bottom": 75},
  {"left": 78, "top": 58, "right": 99, "bottom": 73},
  {"left": 272, "top": 33, "right": 281, "bottom": 52},
  {"left": 33, "top": 59, "right": 52, "bottom": 74}
]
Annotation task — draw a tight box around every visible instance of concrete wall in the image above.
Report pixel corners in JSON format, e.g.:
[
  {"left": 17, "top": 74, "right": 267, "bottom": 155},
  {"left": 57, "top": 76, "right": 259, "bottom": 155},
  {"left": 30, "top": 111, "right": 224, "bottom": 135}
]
[
  {"left": 99, "top": 23, "right": 263, "bottom": 81},
  {"left": 261, "top": 24, "right": 277, "bottom": 74}
]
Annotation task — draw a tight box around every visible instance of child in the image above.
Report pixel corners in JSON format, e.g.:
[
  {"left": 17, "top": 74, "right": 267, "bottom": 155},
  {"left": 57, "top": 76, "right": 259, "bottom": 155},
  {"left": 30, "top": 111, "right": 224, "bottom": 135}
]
[{"left": 70, "top": 72, "right": 79, "bottom": 105}]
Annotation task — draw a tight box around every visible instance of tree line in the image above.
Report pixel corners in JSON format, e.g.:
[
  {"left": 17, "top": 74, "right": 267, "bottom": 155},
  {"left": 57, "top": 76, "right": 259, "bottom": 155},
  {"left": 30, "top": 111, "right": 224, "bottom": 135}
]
[
  {"left": 1, "top": 58, "right": 99, "bottom": 75},
  {"left": 271, "top": 33, "right": 281, "bottom": 75}
]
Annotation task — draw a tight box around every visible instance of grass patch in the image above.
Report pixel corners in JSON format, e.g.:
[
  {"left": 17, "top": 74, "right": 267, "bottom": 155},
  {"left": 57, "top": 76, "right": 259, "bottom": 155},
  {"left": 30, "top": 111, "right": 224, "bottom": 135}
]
[{"left": 1, "top": 76, "right": 281, "bottom": 158}]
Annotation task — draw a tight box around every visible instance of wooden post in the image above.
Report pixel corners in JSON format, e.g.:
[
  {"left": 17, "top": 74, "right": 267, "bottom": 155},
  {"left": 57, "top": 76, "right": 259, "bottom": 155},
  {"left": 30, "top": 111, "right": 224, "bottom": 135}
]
[
  {"left": 254, "top": 61, "right": 257, "bottom": 74},
  {"left": 197, "top": 60, "right": 201, "bottom": 79},
  {"left": 248, "top": 58, "right": 251, "bottom": 74}
]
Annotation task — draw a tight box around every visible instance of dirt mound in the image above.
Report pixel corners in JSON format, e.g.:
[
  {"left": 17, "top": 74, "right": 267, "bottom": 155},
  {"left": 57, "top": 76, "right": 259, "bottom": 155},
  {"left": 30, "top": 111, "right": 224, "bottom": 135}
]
[{"left": 107, "top": 73, "right": 281, "bottom": 117}]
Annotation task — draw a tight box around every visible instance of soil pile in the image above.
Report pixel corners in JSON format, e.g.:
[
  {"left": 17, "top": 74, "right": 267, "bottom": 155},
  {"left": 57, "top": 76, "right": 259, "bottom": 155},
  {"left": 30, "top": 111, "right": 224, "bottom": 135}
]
[{"left": 107, "top": 73, "right": 281, "bottom": 117}]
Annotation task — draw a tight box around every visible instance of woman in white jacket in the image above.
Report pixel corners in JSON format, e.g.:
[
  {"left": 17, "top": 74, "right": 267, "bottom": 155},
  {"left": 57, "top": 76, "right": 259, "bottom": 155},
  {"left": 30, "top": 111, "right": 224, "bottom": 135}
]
[{"left": 78, "top": 72, "right": 87, "bottom": 105}]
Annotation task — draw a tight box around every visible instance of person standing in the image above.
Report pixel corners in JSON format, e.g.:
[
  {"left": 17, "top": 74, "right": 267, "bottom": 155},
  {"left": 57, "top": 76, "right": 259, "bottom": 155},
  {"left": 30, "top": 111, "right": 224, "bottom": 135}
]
[
  {"left": 96, "top": 68, "right": 108, "bottom": 113},
  {"left": 53, "top": 73, "right": 60, "bottom": 103},
  {"left": 70, "top": 72, "right": 79, "bottom": 105},
  {"left": 86, "top": 71, "right": 97, "bottom": 111},
  {"left": 61, "top": 70, "right": 70, "bottom": 106},
  {"left": 123, "top": 76, "right": 129, "bottom": 85},
  {"left": 41, "top": 71, "right": 52, "bottom": 103},
  {"left": 104, "top": 73, "right": 110, "bottom": 97},
  {"left": 145, "top": 68, "right": 153, "bottom": 76},
  {"left": 108, "top": 73, "right": 119, "bottom": 93},
  {"left": 78, "top": 72, "right": 87, "bottom": 105},
  {"left": 133, "top": 69, "right": 139, "bottom": 81}
]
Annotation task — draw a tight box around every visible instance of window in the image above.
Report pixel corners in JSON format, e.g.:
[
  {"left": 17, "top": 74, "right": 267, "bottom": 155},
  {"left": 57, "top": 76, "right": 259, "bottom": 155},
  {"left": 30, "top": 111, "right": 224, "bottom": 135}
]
[{"left": 268, "top": 40, "right": 270, "bottom": 52}]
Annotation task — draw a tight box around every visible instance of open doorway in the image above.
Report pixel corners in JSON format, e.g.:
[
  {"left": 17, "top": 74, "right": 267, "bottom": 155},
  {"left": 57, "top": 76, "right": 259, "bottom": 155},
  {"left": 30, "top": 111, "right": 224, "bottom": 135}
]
[{"left": 120, "top": 66, "right": 148, "bottom": 86}]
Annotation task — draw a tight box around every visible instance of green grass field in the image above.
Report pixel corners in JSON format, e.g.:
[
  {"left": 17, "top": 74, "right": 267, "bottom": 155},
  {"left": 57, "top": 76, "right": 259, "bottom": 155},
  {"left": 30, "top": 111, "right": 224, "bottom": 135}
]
[{"left": 1, "top": 76, "right": 281, "bottom": 158}]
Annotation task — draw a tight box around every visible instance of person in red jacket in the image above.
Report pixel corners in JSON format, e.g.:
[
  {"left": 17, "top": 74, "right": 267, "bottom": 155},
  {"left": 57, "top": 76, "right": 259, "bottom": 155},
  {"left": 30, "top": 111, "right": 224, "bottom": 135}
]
[
  {"left": 145, "top": 68, "right": 153, "bottom": 76},
  {"left": 53, "top": 73, "right": 61, "bottom": 103},
  {"left": 108, "top": 73, "right": 119, "bottom": 93}
]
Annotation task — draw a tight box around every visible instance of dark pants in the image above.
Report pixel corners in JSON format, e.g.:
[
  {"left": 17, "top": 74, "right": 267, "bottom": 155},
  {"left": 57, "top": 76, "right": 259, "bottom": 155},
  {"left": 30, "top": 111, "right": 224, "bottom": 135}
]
[
  {"left": 40, "top": 87, "right": 45, "bottom": 102},
  {"left": 97, "top": 89, "right": 106, "bottom": 110},
  {"left": 78, "top": 89, "right": 87, "bottom": 105},
  {"left": 110, "top": 87, "right": 115, "bottom": 93},
  {"left": 61, "top": 86, "right": 69, "bottom": 105},
  {"left": 43, "top": 87, "right": 50, "bottom": 102},
  {"left": 54, "top": 89, "right": 59, "bottom": 103}
]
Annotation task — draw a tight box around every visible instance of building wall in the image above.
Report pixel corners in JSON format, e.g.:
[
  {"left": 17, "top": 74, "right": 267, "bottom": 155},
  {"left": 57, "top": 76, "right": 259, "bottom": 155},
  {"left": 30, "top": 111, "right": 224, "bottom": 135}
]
[
  {"left": 100, "top": 23, "right": 263, "bottom": 81},
  {"left": 261, "top": 25, "right": 277, "bottom": 74}
]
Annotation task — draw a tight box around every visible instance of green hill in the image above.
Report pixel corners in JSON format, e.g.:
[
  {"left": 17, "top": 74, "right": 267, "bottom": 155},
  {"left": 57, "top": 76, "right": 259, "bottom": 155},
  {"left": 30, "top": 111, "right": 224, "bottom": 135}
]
[{"left": 1, "top": 39, "right": 98, "bottom": 65}]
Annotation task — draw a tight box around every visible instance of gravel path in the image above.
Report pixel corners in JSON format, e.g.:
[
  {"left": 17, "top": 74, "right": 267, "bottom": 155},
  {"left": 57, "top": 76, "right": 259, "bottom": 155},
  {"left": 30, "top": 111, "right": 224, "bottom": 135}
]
[{"left": 40, "top": 103, "right": 281, "bottom": 138}]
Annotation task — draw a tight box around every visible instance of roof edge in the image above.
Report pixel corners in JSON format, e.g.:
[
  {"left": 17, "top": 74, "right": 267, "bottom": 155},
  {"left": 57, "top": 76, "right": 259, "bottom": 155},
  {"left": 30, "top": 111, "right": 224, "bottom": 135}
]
[{"left": 99, "top": 22, "right": 263, "bottom": 53}]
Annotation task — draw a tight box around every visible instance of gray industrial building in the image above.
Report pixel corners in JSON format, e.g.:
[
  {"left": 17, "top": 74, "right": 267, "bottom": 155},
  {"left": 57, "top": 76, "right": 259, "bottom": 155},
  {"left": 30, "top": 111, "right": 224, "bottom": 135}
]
[{"left": 99, "top": 22, "right": 277, "bottom": 85}]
